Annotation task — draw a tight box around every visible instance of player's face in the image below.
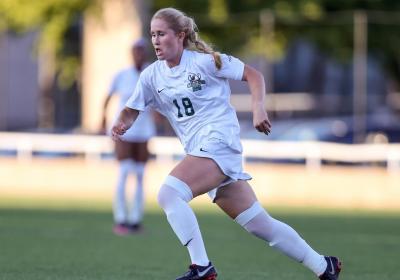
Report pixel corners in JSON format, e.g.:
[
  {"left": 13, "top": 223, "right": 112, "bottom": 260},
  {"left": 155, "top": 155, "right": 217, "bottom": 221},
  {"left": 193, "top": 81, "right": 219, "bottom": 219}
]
[{"left": 151, "top": 18, "right": 184, "bottom": 67}]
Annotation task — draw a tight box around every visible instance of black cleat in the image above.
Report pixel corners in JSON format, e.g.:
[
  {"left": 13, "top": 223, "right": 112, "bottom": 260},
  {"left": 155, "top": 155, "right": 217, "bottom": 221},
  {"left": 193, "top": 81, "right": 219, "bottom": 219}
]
[
  {"left": 319, "top": 256, "right": 342, "bottom": 280},
  {"left": 127, "top": 223, "right": 143, "bottom": 234},
  {"left": 176, "top": 262, "right": 217, "bottom": 280}
]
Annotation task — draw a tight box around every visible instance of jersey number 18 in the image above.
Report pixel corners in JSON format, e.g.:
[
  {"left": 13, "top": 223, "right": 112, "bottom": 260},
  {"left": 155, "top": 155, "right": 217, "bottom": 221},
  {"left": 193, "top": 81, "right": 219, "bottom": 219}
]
[{"left": 173, "top": 97, "right": 195, "bottom": 118}]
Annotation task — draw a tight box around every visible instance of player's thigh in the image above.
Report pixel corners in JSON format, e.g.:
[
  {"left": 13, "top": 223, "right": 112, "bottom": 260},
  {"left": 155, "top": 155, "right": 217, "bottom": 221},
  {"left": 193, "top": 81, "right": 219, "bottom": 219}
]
[
  {"left": 130, "top": 142, "right": 150, "bottom": 162},
  {"left": 114, "top": 140, "right": 134, "bottom": 160},
  {"left": 169, "top": 155, "right": 227, "bottom": 198},
  {"left": 214, "top": 180, "right": 258, "bottom": 219}
]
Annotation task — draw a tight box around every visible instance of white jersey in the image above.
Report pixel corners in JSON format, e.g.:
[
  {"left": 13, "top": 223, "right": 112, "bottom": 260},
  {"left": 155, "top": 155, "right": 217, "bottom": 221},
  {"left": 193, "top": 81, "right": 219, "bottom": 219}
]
[
  {"left": 109, "top": 65, "right": 155, "bottom": 142},
  {"left": 126, "top": 49, "right": 244, "bottom": 153}
]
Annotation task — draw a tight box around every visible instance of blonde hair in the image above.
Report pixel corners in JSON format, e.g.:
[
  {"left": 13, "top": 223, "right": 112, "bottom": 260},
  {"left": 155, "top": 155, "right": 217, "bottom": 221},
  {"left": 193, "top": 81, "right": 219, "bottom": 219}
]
[{"left": 152, "top": 7, "right": 222, "bottom": 70}]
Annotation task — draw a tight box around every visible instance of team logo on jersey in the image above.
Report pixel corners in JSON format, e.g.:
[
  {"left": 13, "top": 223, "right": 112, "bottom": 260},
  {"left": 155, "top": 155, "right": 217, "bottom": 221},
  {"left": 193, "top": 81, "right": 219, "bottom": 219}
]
[{"left": 187, "top": 72, "right": 205, "bottom": 92}]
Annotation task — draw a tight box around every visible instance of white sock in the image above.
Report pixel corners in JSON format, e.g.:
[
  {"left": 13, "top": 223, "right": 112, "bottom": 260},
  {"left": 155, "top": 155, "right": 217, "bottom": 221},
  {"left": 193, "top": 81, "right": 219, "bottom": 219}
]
[
  {"left": 129, "top": 162, "right": 145, "bottom": 224},
  {"left": 113, "top": 159, "right": 135, "bottom": 224},
  {"left": 157, "top": 176, "right": 209, "bottom": 266},
  {"left": 186, "top": 226, "right": 209, "bottom": 266},
  {"left": 236, "top": 202, "right": 327, "bottom": 276}
]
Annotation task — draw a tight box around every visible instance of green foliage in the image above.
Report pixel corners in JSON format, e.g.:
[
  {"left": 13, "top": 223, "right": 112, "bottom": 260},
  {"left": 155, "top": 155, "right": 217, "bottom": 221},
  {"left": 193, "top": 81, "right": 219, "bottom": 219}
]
[
  {"left": 152, "top": 0, "right": 400, "bottom": 80},
  {"left": 0, "top": 0, "right": 100, "bottom": 88},
  {"left": 0, "top": 0, "right": 96, "bottom": 49},
  {"left": 1, "top": 0, "right": 400, "bottom": 85}
]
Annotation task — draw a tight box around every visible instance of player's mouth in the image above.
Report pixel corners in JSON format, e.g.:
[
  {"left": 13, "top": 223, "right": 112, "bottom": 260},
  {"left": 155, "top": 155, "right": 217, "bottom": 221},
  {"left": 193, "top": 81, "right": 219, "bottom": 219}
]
[{"left": 154, "top": 47, "right": 162, "bottom": 57}]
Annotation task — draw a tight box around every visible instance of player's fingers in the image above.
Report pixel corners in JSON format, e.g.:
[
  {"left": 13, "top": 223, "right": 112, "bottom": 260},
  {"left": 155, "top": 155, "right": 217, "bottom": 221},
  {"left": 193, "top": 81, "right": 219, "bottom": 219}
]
[
  {"left": 261, "top": 123, "right": 269, "bottom": 135},
  {"left": 256, "top": 120, "right": 271, "bottom": 135},
  {"left": 265, "top": 119, "right": 272, "bottom": 129},
  {"left": 111, "top": 130, "right": 120, "bottom": 141},
  {"left": 119, "top": 123, "right": 127, "bottom": 133},
  {"left": 255, "top": 124, "right": 268, "bottom": 134},
  {"left": 263, "top": 120, "right": 271, "bottom": 134},
  {"left": 111, "top": 124, "right": 124, "bottom": 140},
  {"left": 113, "top": 123, "right": 126, "bottom": 135},
  {"left": 255, "top": 123, "right": 263, "bottom": 133}
]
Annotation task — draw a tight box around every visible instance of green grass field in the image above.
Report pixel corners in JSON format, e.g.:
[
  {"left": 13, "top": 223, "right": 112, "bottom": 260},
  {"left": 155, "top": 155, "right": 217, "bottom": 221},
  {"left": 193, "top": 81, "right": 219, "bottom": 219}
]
[{"left": 0, "top": 206, "right": 399, "bottom": 280}]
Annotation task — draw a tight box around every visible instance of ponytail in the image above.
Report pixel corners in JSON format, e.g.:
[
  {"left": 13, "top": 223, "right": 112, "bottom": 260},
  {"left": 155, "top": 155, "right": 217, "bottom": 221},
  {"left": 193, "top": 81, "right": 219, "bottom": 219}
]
[{"left": 191, "top": 39, "right": 222, "bottom": 70}]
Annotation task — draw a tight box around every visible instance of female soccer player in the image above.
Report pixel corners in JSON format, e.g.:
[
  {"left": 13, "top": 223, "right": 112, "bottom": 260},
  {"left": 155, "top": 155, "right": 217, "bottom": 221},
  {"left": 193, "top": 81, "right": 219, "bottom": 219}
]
[{"left": 112, "top": 7, "right": 341, "bottom": 280}]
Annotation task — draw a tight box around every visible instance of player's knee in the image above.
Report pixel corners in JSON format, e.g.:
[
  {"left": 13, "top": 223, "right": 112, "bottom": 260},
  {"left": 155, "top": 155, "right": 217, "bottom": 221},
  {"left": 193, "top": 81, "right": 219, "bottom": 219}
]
[
  {"left": 234, "top": 201, "right": 265, "bottom": 227},
  {"left": 157, "top": 185, "right": 174, "bottom": 209},
  {"left": 157, "top": 175, "right": 193, "bottom": 209}
]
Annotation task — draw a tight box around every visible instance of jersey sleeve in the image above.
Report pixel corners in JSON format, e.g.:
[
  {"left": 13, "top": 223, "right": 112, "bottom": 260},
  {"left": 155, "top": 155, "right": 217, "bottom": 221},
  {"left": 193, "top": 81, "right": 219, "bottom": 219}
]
[
  {"left": 125, "top": 70, "right": 154, "bottom": 111},
  {"left": 214, "top": 53, "right": 245, "bottom": 81}
]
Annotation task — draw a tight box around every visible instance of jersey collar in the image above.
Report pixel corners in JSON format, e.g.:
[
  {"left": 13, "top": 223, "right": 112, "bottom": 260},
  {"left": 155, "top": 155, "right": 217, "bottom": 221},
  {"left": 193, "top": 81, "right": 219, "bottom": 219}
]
[{"left": 163, "top": 49, "right": 189, "bottom": 77}]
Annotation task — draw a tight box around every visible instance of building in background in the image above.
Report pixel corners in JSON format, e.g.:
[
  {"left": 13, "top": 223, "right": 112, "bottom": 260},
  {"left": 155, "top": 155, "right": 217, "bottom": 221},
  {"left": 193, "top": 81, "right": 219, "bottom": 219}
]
[{"left": 0, "top": 32, "right": 39, "bottom": 130}]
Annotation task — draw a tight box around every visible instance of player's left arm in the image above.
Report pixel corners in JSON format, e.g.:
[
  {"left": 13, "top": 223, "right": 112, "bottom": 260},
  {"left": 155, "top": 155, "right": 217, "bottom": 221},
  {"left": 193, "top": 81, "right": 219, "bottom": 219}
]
[{"left": 242, "top": 64, "right": 272, "bottom": 135}]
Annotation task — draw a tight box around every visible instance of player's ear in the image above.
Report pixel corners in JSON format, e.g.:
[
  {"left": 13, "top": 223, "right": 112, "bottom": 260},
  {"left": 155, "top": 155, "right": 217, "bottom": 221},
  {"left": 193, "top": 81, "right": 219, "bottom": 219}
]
[{"left": 178, "top": 31, "right": 185, "bottom": 41}]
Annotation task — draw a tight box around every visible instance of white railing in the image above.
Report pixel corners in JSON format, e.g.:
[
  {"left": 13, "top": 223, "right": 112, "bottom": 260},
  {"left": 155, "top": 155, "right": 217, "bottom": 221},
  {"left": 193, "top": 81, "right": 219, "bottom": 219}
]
[
  {"left": 0, "top": 132, "right": 114, "bottom": 162},
  {"left": 231, "top": 92, "right": 316, "bottom": 112},
  {"left": 1, "top": 132, "right": 400, "bottom": 172}
]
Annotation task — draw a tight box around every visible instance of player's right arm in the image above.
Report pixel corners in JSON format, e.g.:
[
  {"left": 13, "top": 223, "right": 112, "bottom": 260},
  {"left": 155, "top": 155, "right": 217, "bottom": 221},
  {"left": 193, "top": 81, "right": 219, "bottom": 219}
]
[
  {"left": 111, "top": 107, "right": 139, "bottom": 140},
  {"left": 113, "top": 64, "right": 155, "bottom": 140}
]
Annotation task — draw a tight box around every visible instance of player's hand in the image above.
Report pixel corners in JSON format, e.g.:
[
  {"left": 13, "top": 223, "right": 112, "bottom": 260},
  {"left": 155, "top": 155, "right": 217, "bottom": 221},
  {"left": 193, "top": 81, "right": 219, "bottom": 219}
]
[
  {"left": 111, "top": 122, "right": 127, "bottom": 140},
  {"left": 253, "top": 107, "right": 272, "bottom": 135}
]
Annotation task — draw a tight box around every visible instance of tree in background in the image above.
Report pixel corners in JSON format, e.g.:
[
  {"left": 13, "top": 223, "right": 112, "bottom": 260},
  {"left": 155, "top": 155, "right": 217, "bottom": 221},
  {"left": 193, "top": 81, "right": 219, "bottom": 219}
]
[
  {"left": 152, "top": 0, "right": 400, "bottom": 90},
  {"left": 0, "top": 0, "right": 101, "bottom": 128}
]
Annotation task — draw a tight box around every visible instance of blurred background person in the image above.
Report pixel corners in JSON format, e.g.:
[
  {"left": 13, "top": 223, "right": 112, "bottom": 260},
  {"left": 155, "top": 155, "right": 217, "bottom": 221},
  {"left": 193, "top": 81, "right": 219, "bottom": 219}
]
[{"left": 101, "top": 38, "right": 156, "bottom": 235}]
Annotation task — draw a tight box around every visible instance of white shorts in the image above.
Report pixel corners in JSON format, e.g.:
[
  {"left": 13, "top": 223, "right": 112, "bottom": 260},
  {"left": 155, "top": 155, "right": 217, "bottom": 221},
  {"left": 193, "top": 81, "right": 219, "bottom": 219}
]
[{"left": 188, "top": 137, "right": 252, "bottom": 202}]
